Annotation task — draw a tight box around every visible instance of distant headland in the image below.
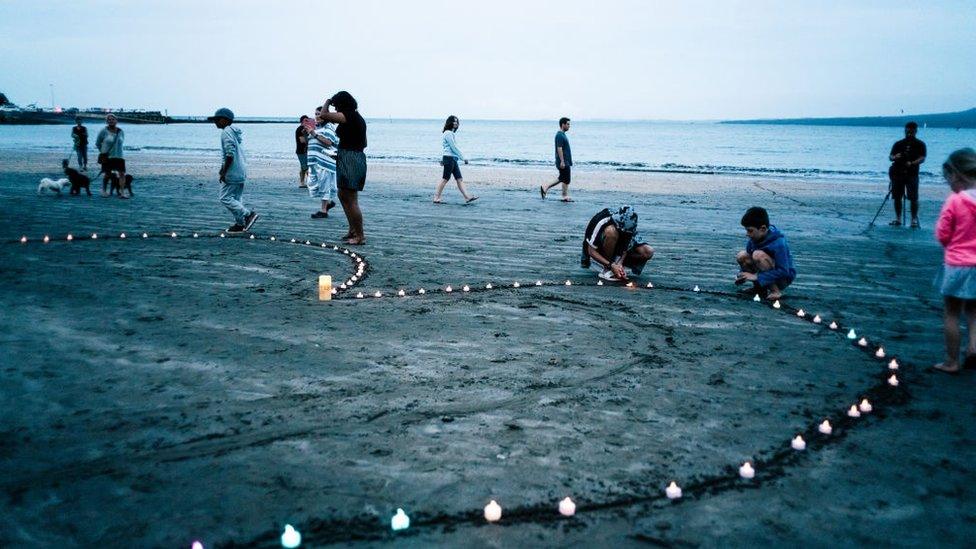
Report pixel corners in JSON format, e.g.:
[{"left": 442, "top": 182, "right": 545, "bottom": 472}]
[{"left": 723, "top": 108, "right": 976, "bottom": 129}]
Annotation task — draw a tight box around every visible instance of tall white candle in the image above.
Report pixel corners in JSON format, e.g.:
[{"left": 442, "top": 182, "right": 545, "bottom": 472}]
[{"left": 318, "top": 275, "right": 332, "bottom": 301}]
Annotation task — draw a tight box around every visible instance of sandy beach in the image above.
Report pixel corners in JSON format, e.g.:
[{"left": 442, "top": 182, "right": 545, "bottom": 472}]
[{"left": 1, "top": 150, "right": 972, "bottom": 547}]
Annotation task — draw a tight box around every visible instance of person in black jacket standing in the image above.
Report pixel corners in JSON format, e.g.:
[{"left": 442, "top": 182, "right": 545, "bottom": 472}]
[
  {"left": 888, "top": 121, "right": 927, "bottom": 228},
  {"left": 319, "top": 91, "right": 367, "bottom": 245}
]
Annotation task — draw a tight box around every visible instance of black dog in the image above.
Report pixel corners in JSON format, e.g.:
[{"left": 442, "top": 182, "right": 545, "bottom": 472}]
[
  {"left": 108, "top": 172, "right": 134, "bottom": 197},
  {"left": 62, "top": 159, "right": 91, "bottom": 196}
]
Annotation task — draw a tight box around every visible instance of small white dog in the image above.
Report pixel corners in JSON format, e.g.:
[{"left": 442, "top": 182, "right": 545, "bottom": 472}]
[{"left": 37, "top": 177, "right": 70, "bottom": 195}]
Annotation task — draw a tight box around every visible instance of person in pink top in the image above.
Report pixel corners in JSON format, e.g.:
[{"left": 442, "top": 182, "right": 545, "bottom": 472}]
[{"left": 934, "top": 148, "right": 976, "bottom": 373}]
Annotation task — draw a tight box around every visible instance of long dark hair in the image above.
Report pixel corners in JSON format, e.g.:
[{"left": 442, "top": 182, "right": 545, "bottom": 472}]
[
  {"left": 443, "top": 115, "right": 459, "bottom": 133},
  {"left": 330, "top": 91, "right": 358, "bottom": 114}
]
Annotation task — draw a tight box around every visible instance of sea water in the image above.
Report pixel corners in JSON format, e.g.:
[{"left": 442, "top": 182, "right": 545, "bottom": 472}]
[{"left": 1, "top": 119, "right": 973, "bottom": 185}]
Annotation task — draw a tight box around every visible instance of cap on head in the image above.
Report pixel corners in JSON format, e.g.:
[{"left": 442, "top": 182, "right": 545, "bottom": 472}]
[{"left": 208, "top": 107, "right": 235, "bottom": 122}]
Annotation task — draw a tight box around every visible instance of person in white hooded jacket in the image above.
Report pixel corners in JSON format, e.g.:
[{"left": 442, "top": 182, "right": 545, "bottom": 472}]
[{"left": 209, "top": 108, "right": 258, "bottom": 233}]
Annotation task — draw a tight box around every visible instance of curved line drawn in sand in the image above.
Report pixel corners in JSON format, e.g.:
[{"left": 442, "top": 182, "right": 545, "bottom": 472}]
[{"left": 8, "top": 232, "right": 911, "bottom": 546}]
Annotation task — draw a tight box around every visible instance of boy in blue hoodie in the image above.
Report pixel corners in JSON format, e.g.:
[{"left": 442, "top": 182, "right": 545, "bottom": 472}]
[
  {"left": 209, "top": 108, "right": 259, "bottom": 233},
  {"left": 735, "top": 206, "right": 796, "bottom": 300}
]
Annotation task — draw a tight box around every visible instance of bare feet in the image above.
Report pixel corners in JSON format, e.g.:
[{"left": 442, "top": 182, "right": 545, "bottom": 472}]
[
  {"left": 561, "top": 197, "right": 574, "bottom": 202},
  {"left": 432, "top": 198, "right": 443, "bottom": 204},
  {"left": 344, "top": 237, "right": 366, "bottom": 246},
  {"left": 766, "top": 290, "right": 782, "bottom": 301},
  {"left": 934, "top": 362, "right": 961, "bottom": 374}
]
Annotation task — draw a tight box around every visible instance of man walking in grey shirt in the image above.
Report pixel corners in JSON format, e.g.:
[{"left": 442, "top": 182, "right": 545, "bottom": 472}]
[
  {"left": 209, "top": 108, "right": 259, "bottom": 233},
  {"left": 540, "top": 117, "right": 573, "bottom": 202}
]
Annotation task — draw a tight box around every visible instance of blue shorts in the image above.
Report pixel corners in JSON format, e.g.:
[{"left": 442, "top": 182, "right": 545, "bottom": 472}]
[{"left": 442, "top": 156, "right": 462, "bottom": 180}]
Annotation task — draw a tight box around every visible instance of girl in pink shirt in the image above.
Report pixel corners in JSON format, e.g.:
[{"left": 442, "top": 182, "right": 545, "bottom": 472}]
[{"left": 934, "top": 148, "right": 976, "bottom": 373}]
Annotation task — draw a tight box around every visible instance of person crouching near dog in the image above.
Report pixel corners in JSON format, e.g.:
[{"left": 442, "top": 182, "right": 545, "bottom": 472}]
[
  {"left": 735, "top": 206, "right": 796, "bottom": 301},
  {"left": 210, "top": 108, "right": 259, "bottom": 233},
  {"left": 933, "top": 148, "right": 976, "bottom": 374},
  {"left": 95, "top": 113, "right": 129, "bottom": 198},
  {"left": 580, "top": 205, "right": 654, "bottom": 281}
]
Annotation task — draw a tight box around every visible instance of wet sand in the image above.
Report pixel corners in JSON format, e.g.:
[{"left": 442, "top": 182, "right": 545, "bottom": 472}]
[{"left": 1, "top": 151, "right": 973, "bottom": 547}]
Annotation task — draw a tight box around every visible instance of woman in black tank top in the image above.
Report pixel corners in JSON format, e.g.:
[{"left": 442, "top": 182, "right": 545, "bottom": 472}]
[{"left": 319, "top": 91, "right": 368, "bottom": 245}]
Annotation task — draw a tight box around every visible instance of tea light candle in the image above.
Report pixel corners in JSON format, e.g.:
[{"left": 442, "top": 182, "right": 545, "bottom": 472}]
[
  {"left": 356, "top": 292, "right": 364, "bottom": 299},
  {"left": 847, "top": 405, "right": 861, "bottom": 418},
  {"left": 665, "top": 481, "right": 682, "bottom": 499},
  {"left": 220, "top": 233, "right": 225, "bottom": 238},
  {"left": 484, "top": 500, "right": 502, "bottom": 522},
  {"left": 280, "top": 524, "right": 301, "bottom": 548},
  {"left": 693, "top": 285, "right": 700, "bottom": 292},
  {"left": 418, "top": 288, "right": 426, "bottom": 294},
  {"left": 67, "top": 234, "right": 74, "bottom": 241},
  {"left": 888, "top": 374, "right": 899, "bottom": 387},
  {"left": 875, "top": 347, "right": 885, "bottom": 358},
  {"left": 646, "top": 282, "right": 654, "bottom": 288},
  {"left": 43, "top": 235, "right": 50, "bottom": 243},
  {"left": 391, "top": 508, "right": 410, "bottom": 531},
  {"left": 463, "top": 285, "right": 470, "bottom": 292},
  {"left": 374, "top": 291, "right": 382, "bottom": 298},
  {"left": 91, "top": 233, "right": 98, "bottom": 239},
  {"left": 888, "top": 358, "right": 899, "bottom": 370},
  {"left": 445, "top": 285, "right": 453, "bottom": 292},
  {"left": 171, "top": 232, "right": 177, "bottom": 238},
  {"left": 739, "top": 461, "right": 755, "bottom": 479},
  {"left": 19, "top": 236, "right": 26, "bottom": 243},
  {"left": 398, "top": 290, "right": 406, "bottom": 297},
  {"left": 847, "top": 329, "right": 857, "bottom": 339},
  {"left": 339, "top": 284, "right": 347, "bottom": 290},
  {"left": 270, "top": 236, "right": 276, "bottom": 241},
  {"left": 791, "top": 435, "right": 806, "bottom": 450},
  {"left": 565, "top": 280, "right": 572, "bottom": 286},
  {"left": 753, "top": 294, "right": 761, "bottom": 302},
  {"left": 796, "top": 309, "right": 805, "bottom": 317},
  {"left": 597, "top": 280, "right": 604, "bottom": 286},
  {"left": 513, "top": 282, "right": 521, "bottom": 288},
  {"left": 626, "top": 281, "right": 635, "bottom": 288},
  {"left": 558, "top": 497, "right": 576, "bottom": 517},
  {"left": 486, "top": 283, "right": 493, "bottom": 289},
  {"left": 859, "top": 399, "right": 872, "bottom": 413},
  {"left": 536, "top": 280, "right": 543, "bottom": 286},
  {"left": 191, "top": 541, "right": 204, "bottom": 549},
  {"left": 305, "top": 240, "right": 310, "bottom": 245},
  {"left": 829, "top": 321, "right": 838, "bottom": 330},
  {"left": 813, "top": 315, "right": 822, "bottom": 324},
  {"left": 249, "top": 234, "right": 255, "bottom": 240},
  {"left": 291, "top": 239, "right": 296, "bottom": 243},
  {"left": 858, "top": 337, "right": 868, "bottom": 347},
  {"left": 818, "top": 420, "right": 833, "bottom": 435},
  {"left": 773, "top": 300, "right": 781, "bottom": 309},
  {"left": 318, "top": 275, "right": 332, "bottom": 301}
]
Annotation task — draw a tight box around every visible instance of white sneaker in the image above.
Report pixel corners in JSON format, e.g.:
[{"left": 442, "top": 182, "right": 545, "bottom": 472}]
[{"left": 598, "top": 270, "right": 621, "bottom": 282}]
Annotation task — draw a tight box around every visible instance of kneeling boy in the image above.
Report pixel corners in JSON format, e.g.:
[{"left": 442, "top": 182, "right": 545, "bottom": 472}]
[
  {"left": 581, "top": 205, "right": 655, "bottom": 280},
  {"left": 735, "top": 206, "right": 796, "bottom": 300}
]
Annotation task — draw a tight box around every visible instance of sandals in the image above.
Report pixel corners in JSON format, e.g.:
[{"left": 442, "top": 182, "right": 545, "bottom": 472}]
[
  {"left": 539, "top": 186, "right": 546, "bottom": 199},
  {"left": 911, "top": 218, "right": 920, "bottom": 229},
  {"left": 465, "top": 196, "right": 479, "bottom": 204}
]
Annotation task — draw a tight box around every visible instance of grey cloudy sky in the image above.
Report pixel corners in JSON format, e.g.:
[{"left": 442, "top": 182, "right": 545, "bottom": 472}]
[{"left": 1, "top": 0, "right": 973, "bottom": 120}]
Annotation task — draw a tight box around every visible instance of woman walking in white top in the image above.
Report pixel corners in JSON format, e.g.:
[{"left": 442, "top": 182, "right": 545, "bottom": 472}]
[{"left": 433, "top": 115, "right": 477, "bottom": 204}]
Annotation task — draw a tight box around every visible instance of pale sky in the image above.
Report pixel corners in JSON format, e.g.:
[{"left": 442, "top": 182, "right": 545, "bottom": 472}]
[{"left": 1, "top": 0, "right": 973, "bottom": 120}]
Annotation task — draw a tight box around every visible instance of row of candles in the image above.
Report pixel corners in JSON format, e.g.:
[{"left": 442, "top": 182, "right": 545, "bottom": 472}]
[
  {"left": 15, "top": 232, "right": 369, "bottom": 300},
  {"left": 10, "top": 231, "right": 901, "bottom": 547}
]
